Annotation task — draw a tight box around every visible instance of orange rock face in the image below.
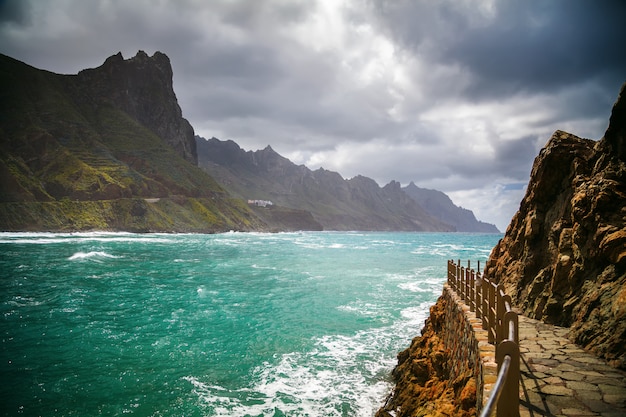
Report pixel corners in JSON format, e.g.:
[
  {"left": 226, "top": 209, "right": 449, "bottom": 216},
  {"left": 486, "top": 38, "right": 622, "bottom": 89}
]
[{"left": 376, "top": 297, "right": 477, "bottom": 417}]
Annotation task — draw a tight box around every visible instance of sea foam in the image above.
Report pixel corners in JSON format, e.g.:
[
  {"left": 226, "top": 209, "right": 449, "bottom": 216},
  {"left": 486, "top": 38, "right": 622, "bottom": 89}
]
[{"left": 68, "top": 251, "right": 120, "bottom": 260}]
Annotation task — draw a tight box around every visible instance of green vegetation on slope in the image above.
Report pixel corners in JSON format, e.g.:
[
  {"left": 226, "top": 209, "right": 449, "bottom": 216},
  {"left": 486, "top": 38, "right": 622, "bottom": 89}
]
[
  {"left": 0, "top": 197, "right": 265, "bottom": 232},
  {"left": 0, "top": 53, "right": 265, "bottom": 232}
]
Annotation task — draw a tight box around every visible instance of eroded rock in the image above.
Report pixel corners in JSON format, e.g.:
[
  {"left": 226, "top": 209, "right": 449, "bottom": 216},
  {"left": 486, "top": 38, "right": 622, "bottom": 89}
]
[{"left": 377, "top": 297, "right": 477, "bottom": 417}]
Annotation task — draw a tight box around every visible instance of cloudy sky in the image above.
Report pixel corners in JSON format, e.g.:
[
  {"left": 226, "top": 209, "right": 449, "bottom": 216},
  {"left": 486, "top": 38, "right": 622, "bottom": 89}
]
[{"left": 1, "top": 0, "right": 625, "bottom": 230}]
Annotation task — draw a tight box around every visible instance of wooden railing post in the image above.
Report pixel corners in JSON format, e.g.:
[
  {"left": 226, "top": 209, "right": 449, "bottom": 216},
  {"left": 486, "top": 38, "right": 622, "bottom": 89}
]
[
  {"left": 481, "top": 275, "right": 489, "bottom": 330},
  {"left": 503, "top": 291, "right": 510, "bottom": 344},
  {"left": 464, "top": 265, "right": 469, "bottom": 307},
  {"left": 496, "top": 285, "right": 505, "bottom": 343},
  {"left": 474, "top": 262, "right": 483, "bottom": 319},
  {"left": 468, "top": 269, "right": 476, "bottom": 312},
  {"left": 504, "top": 310, "right": 519, "bottom": 346},
  {"left": 460, "top": 264, "right": 464, "bottom": 300},
  {"left": 488, "top": 282, "right": 496, "bottom": 344}
]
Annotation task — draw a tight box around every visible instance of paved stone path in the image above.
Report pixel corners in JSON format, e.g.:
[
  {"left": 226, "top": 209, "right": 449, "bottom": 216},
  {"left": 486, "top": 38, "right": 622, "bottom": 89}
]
[{"left": 517, "top": 315, "right": 626, "bottom": 417}]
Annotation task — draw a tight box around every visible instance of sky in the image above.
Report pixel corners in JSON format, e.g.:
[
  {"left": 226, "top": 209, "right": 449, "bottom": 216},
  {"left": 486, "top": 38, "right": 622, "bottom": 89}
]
[{"left": 1, "top": 0, "right": 625, "bottom": 231}]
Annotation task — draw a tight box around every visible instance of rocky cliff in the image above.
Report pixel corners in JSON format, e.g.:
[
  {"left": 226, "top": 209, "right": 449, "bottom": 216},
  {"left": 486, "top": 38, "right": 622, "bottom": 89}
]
[
  {"left": 376, "top": 296, "right": 476, "bottom": 417},
  {"left": 484, "top": 84, "right": 626, "bottom": 369},
  {"left": 73, "top": 51, "right": 197, "bottom": 164},
  {"left": 0, "top": 52, "right": 267, "bottom": 232},
  {"left": 376, "top": 84, "right": 626, "bottom": 417}
]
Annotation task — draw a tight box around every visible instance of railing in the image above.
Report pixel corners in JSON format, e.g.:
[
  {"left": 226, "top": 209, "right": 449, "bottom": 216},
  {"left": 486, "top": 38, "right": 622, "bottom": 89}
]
[{"left": 447, "top": 260, "right": 519, "bottom": 417}]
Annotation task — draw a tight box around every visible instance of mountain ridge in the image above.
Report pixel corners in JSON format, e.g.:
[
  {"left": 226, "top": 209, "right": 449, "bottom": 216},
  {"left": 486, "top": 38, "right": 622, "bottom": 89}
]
[
  {"left": 403, "top": 182, "right": 500, "bottom": 233},
  {"left": 73, "top": 50, "right": 197, "bottom": 165},
  {"left": 196, "top": 136, "right": 499, "bottom": 232}
]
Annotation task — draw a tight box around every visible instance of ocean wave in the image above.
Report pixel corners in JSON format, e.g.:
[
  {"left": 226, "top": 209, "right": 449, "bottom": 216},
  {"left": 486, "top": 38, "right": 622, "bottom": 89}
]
[
  {"left": 183, "top": 305, "right": 432, "bottom": 417},
  {"left": 400, "top": 304, "right": 431, "bottom": 321},
  {"left": 397, "top": 282, "right": 432, "bottom": 293},
  {"left": 68, "top": 251, "right": 121, "bottom": 260},
  {"left": 398, "top": 276, "right": 444, "bottom": 294},
  {"left": 0, "top": 231, "right": 173, "bottom": 245},
  {"left": 251, "top": 264, "right": 278, "bottom": 270},
  {"left": 7, "top": 295, "right": 44, "bottom": 308},
  {"left": 337, "top": 301, "right": 392, "bottom": 322},
  {"left": 185, "top": 344, "right": 392, "bottom": 417}
]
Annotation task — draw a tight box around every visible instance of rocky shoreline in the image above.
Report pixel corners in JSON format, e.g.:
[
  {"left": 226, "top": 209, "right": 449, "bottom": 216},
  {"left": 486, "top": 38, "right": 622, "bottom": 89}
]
[{"left": 376, "top": 296, "right": 476, "bottom": 417}]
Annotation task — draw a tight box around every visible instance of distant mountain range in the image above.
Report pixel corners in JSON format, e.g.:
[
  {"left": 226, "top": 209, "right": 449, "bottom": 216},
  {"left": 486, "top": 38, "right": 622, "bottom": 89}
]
[
  {"left": 196, "top": 137, "right": 500, "bottom": 232},
  {"left": 0, "top": 50, "right": 498, "bottom": 233}
]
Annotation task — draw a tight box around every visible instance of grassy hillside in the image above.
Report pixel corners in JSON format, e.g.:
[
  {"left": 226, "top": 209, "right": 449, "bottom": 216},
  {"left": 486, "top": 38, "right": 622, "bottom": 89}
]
[
  {"left": 0, "top": 53, "right": 266, "bottom": 232},
  {"left": 0, "top": 197, "right": 261, "bottom": 233}
]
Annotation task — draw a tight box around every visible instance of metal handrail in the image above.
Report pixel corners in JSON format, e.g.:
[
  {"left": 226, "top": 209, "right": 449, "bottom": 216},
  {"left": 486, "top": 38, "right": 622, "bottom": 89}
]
[
  {"left": 480, "top": 355, "right": 511, "bottom": 417},
  {"left": 447, "top": 259, "right": 520, "bottom": 417}
]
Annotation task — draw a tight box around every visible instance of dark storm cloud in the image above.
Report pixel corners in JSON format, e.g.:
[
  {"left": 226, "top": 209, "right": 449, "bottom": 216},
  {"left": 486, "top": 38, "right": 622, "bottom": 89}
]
[
  {"left": 372, "top": 0, "right": 626, "bottom": 98},
  {"left": 194, "top": 46, "right": 285, "bottom": 86},
  {"left": 445, "top": 1, "right": 626, "bottom": 99},
  {"left": 217, "top": 0, "right": 310, "bottom": 29},
  {"left": 433, "top": 136, "right": 537, "bottom": 182},
  {"left": 0, "top": 0, "right": 30, "bottom": 25}
]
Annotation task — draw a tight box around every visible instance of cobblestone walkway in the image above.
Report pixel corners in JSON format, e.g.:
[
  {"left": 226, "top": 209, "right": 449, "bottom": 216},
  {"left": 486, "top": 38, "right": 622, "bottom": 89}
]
[{"left": 518, "top": 315, "right": 626, "bottom": 417}]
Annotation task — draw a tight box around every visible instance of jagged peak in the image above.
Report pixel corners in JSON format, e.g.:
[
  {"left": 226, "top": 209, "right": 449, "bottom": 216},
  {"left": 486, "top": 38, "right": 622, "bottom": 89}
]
[
  {"left": 206, "top": 137, "right": 241, "bottom": 150},
  {"left": 313, "top": 167, "right": 344, "bottom": 180},
  {"left": 93, "top": 50, "right": 172, "bottom": 74},
  {"left": 103, "top": 51, "right": 124, "bottom": 66},
  {"left": 75, "top": 49, "right": 195, "bottom": 164},
  {"left": 348, "top": 175, "right": 379, "bottom": 187},
  {"left": 255, "top": 145, "right": 287, "bottom": 162},
  {"left": 602, "top": 81, "right": 626, "bottom": 161},
  {"left": 314, "top": 167, "right": 336, "bottom": 174},
  {"left": 383, "top": 180, "right": 402, "bottom": 192}
]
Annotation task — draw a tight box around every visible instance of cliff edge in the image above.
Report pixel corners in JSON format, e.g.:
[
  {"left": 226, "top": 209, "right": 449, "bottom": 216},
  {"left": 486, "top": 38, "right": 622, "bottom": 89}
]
[
  {"left": 376, "top": 296, "right": 476, "bottom": 417},
  {"left": 485, "top": 84, "right": 626, "bottom": 369},
  {"left": 74, "top": 50, "right": 197, "bottom": 164}
]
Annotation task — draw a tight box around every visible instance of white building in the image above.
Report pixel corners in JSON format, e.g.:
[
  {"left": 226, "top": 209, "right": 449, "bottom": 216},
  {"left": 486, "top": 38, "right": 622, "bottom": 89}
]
[{"left": 247, "top": 199, "right": 273, "bottom": 207}]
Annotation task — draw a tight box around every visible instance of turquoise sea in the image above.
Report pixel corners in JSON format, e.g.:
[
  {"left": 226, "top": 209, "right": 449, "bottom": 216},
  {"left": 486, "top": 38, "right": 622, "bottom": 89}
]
[{"left": 0, "top": 231, "right": 501, "bottom": 416}]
